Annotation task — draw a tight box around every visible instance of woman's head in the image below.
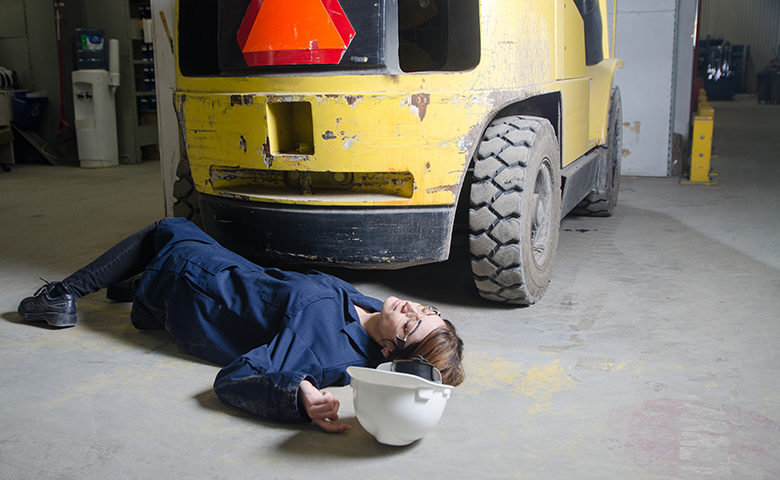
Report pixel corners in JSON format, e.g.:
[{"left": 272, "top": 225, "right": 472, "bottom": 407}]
[
  {"left": 394, "top": 318, "right": 464, "bottom": 386},
  {"left": 376, "top": 297, "right": 445, "bottom": 354},
  {"left": 379, "top": 296, "right": 464, "bottom": 386}
]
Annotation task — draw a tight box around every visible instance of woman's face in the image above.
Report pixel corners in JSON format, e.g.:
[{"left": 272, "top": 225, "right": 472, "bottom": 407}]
[{"left": 378, "top": 296, "right": 446, "bottom": 356}]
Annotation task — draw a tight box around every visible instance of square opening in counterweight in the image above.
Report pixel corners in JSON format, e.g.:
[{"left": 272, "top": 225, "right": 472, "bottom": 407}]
[{"left": 266, "top": 101, "right": 314, "bottom": 155}]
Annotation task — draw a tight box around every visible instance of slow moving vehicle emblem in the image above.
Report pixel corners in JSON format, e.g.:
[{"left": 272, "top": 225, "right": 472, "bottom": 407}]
[{"left": 237, "top": 0, "right": 356, "bottom": 66}]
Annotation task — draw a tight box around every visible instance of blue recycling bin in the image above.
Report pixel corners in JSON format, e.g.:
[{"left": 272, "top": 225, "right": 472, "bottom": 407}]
[{"left": 12, "top": 91, "right": 48, "bottom": 128}]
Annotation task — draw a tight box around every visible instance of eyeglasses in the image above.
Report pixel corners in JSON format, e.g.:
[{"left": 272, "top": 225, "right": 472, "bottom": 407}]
[{"left": 395, "top": 305, "right": 441, "bottom": 350}]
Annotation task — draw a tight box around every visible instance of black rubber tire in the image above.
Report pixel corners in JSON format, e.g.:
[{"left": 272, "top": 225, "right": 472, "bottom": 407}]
[
  {"left": 469, "top": 116, "right": 562, "bottom": 305},
  {"left": 571, "top": 86, "right": 623, "bottom": 217},
  {"left": 172, "top": 148, "right": 202, "bottom": 227}
]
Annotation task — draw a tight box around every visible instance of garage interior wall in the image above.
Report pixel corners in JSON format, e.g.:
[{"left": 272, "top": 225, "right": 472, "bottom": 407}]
[
  {"left": 0, "top": 0, "right": 158, "bottom": 165},
  {"left": 0, "top": 0, "right": 83, "bottom": 152},
  {"left": 610, "top": 0, "right": 681, "bottom": 177},
  {"left": 698, "top": 0, "right": 780, "bottom": 93}
]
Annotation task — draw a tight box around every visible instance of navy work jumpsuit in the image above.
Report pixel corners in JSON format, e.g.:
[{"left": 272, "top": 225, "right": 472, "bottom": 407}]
[{"left": 129, "top": 218, "right": 385, "bottom": 423}]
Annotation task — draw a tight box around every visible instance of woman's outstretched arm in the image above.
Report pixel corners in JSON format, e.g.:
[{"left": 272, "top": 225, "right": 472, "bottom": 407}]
[
  {"left": 298, "top": 379, "right": 350, "bottom": 433},
  {"left": 213, "top": 324, "right": 349, "bottom": 432},
  {"left": 212, "top": 328, "right": 316, "bottom": 424}
]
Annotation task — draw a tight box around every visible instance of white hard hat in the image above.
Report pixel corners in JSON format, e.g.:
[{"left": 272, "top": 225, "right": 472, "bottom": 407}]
[{"left": 347, "top": 359, "right": 453, "bottom": 446}]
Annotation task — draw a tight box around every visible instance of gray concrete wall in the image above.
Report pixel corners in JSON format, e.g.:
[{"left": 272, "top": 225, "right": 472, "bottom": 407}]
[
  {"left": 0, "top": 0, "right": 149, "bottom": 165},
  {"left": 0, "top": 0, "right": 33, "bottom": 88},
  {"left": 610, "top": 0, "right": 678, "bottom": 177},
  {"left": 0, "top": 0, "right": 81, "bottom": 155}
]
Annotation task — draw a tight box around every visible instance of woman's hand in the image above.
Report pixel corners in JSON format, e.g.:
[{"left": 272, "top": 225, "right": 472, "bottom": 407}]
[{"left": 299, "top": 380, "right": 350, "bottom": 433}]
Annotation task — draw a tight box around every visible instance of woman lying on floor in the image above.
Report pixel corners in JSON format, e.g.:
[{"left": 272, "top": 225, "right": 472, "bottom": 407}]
[{"left": 18, "top": 218, "right": 464, "bottom": 432}]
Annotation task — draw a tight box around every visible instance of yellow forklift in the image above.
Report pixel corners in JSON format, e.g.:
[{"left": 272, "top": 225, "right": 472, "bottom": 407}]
[{"left": 172, "top": 0, "right": 623, "bottom": 304}]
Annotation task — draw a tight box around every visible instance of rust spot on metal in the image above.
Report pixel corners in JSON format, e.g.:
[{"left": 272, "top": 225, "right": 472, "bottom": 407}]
[
  {"left": 411, "top": 93, "right": 430, "bottom": 121},
  {"left": 221, "top": 192, "right": 252, "bottom": 201},
  {"left": 209, "top": 165, "right": 286, "bottom": 189},
  {"left": 230, "top": 94, "right": 255, "bottom": 106},
  {"left": 345, "top": 95, "right": 362, "bottom": 106},
  {"left": 262, "top": 137, "right": 273, "bottom": 168},
  {"left": 298, "top": 171, "right": 313, "bottom": 195},
  {"left": 239, "top": 135, "right": 247, "bottom": 154},
  {"left": 322, "top": 130, "right": 337, "bottom": 140},
  {"left": 624, "top": 121, "right": 641, "bottom": 135}
]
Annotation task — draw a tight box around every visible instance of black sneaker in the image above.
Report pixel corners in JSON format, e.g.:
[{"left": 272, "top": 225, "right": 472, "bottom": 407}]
[{"left": 18, "top": 281, "right": 77, "bottom": 328}]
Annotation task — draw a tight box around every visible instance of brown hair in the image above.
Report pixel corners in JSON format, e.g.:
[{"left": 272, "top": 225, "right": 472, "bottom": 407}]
[{"left": 390, "top": 319, "right": 464, "bottom": 386}]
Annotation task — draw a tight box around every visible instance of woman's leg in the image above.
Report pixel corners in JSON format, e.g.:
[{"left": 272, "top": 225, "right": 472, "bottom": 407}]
[
  {"left": 19, "top": 219, "right": 165, "bottom": 327},
  {"left": 60, "top": 219, "right": 163, "bottom": 298}
]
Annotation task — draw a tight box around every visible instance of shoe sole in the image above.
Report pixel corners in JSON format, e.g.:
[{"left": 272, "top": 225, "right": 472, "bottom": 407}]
[{"left": 20, "top": 311, "right": 77, "bottom": 328}]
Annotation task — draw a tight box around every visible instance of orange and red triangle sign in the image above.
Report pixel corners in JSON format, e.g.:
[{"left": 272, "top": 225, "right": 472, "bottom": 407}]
[{"left": 237, "top": 0, "right": 356, "bottom": 66}]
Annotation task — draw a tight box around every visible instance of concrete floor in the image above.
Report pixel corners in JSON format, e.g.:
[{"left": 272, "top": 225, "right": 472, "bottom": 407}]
[{"left": 1, "top": 95, "right": 778, "bottom": 479}]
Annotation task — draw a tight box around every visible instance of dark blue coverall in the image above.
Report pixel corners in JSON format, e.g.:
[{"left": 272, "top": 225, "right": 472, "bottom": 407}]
[{"left": 129, "top": 218, "right": 385, "bottom": 423}]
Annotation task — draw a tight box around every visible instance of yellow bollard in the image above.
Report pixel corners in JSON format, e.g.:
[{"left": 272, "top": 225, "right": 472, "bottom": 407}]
[
  {"left": 682, "top": 87, "right": 718, "bottom": 185},
  {"left": 698, "top": 104, "right": 714, "bottom": 118},
  {"left": 697, "top": 89, "right": 708, "bottom": 107},
  {"left": 682, "top": 113, "right": 718, "bottom": 185}
]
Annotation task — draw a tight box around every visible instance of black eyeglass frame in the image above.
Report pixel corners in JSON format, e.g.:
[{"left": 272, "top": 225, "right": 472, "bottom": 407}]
[{"left": 394, "top": 305, "right": 442, "bottom": 350}]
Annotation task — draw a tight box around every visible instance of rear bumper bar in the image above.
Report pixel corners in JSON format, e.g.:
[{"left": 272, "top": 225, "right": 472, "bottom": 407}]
[{"left": 199, "top": 194, "right": 455, "bottom": 269}]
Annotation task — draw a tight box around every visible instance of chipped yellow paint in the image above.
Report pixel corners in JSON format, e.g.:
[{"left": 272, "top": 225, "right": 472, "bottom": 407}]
[{"left": 174, "top": 0, "right": 622, "bottom": 207}]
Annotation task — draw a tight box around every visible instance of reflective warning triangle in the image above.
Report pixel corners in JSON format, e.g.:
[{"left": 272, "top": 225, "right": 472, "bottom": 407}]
[{"left": 237, "top": 0, "right": 355, "bottom": 66}]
